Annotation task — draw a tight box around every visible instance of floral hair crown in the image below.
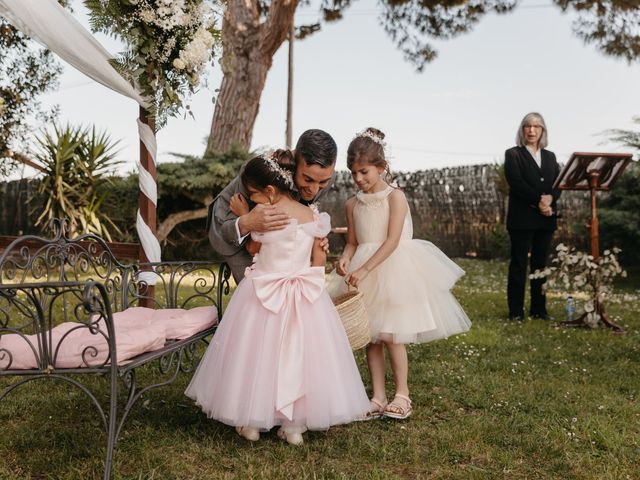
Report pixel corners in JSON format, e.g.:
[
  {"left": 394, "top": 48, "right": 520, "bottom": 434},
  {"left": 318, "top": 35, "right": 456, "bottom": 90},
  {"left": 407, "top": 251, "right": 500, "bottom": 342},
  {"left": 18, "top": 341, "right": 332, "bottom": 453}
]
[
  {"left": 356, "top": 129, "right": 386, "bottom": 148},
  {"left": 264, "top": 151, "right": 296, "bottom": 190}
]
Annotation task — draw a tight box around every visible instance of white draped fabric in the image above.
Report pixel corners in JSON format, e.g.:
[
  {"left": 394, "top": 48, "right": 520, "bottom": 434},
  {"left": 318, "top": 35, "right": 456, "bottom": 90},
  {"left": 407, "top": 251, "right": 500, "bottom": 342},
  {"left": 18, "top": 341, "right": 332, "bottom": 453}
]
[
  {"left": 0, "top": 0, "right": 148, "bottom": 108},
  {"left": 0, "top": 0, "right": 162, "bottom": 278}
]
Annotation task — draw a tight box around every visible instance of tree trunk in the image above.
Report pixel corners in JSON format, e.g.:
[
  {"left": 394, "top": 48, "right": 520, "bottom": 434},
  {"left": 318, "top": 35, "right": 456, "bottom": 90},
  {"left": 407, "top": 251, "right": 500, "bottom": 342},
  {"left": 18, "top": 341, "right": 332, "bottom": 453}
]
[
  {"left": 205, "top": 0, "right": 298, "bottom": 155},
  {"left": 157, "top": 207, "right": 209, "bottom": 243},
  {"left": 285, "top": 23, "right": 294, "bottom": 148},
  {"left": 3, "top": 150, "right": 46, "bottom": 173}
]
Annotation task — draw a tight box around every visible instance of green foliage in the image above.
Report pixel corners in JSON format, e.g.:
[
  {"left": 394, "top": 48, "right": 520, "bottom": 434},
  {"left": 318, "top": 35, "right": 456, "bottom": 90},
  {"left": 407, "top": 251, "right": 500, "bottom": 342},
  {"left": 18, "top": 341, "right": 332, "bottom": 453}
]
[
  {"left": 319, "top": 0, "right": 517, "bottom": 71},
  {"left": 0, "top": 18, "right": 62, "bottom": 177},
  {"left": 155, "top": 146, "right": 250, "bottom": 259},
  {"left": 599, "top": 117, "right": 640, "bottom": 265},
  {"left": 159, "top": 144, "right": 249, "bottom": 201},
  {"left": 604, "top": 115, "right": 640, "bottom": 150},
  {"left": 96, "top": 146, "right": 250, "bottom": 257},
  {"left": 33, "top": 123, "right": 123, "bottom": 240},
  {"left": 599, "top": 161, "right": 640, "bottom": 265},
  {"left": 98, "top": 173, "right": 140, "bottom": 242},
  {"left": 553, "top": 0, "right": 640, "bottom": 63}
]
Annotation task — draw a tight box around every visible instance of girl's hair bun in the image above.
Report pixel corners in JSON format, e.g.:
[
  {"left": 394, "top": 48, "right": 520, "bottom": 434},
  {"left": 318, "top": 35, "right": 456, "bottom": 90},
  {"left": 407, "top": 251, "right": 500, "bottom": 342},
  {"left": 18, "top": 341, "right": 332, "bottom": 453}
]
[
  {"left": 364, "top": 127, "right": 385, "bottom": 141},
  {"left": 271, "top": 148, "right": 295, "bottom": 173}
]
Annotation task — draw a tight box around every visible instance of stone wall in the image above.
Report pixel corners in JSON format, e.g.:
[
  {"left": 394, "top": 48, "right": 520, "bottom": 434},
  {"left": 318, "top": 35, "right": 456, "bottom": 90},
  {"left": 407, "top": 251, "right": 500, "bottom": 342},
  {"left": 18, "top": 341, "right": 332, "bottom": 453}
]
[{"left": 319, "top": 165, "right": 591, "bottom": 258}]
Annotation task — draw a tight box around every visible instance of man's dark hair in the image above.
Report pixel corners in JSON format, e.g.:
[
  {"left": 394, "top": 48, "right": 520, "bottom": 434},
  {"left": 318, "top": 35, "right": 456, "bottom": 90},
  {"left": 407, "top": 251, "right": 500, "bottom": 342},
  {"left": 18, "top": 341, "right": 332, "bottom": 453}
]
[{"left": 294, "top": 129, "right": 337, "bottom": 168}]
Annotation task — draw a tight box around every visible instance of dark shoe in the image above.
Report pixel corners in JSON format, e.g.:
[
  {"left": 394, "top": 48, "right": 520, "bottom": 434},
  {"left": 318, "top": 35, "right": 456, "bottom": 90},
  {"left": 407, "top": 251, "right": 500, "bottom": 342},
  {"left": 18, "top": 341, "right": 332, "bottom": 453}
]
[
  {"left": 509, "top": 314, "right": 525, "bottom": 321},
  {"left": 530, "top": 313, "right": 553, "bottom": 320}
]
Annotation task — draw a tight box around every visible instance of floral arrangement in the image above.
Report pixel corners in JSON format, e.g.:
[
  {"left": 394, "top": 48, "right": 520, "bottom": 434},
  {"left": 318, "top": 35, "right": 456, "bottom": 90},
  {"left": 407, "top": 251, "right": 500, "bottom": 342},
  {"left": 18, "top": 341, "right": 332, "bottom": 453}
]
[
  {"left": 531, "top": 244, "right": 627, "bottom": 328},
  {"left": 86, "top": 0, "right": 220, "bottom": 126}
]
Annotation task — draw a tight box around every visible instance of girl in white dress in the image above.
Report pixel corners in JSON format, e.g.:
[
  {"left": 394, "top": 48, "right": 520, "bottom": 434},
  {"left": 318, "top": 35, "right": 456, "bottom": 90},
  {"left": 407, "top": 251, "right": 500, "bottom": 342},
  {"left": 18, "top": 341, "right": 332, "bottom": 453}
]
[{"left": 327, "top": 128, "right": 471, "bottom": 420}]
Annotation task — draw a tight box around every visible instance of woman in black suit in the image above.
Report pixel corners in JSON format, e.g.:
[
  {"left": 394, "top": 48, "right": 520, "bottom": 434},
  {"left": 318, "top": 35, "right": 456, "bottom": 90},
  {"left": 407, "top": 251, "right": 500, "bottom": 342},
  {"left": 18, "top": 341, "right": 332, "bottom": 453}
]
[{"left": 504, "top": 112, "right": 561, "bottom": 320}]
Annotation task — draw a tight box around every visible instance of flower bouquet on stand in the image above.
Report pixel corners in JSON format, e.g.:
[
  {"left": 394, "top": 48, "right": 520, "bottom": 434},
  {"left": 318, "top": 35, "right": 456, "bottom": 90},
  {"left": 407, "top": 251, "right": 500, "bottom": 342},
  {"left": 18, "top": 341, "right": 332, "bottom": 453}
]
[{"left": 531, "top": 243, "right": 627, "bottom": 332}]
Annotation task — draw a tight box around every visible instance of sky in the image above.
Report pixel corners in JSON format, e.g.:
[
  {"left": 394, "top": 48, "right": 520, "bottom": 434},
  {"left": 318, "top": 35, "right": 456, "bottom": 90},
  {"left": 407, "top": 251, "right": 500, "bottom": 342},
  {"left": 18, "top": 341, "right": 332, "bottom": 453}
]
[{"left": 29, "top": 0, "right": 640, "bottom": 176}]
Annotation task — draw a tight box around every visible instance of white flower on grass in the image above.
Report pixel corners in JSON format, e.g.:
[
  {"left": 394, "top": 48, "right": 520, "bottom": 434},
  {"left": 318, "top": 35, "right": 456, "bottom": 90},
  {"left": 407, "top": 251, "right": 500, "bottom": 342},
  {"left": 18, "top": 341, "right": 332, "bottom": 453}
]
[
  {"left": 585, "top": 312, "right": 600, "bottom": 328},
  {"left": 173, "top": 58, "right": 186, "bottom": 70}
]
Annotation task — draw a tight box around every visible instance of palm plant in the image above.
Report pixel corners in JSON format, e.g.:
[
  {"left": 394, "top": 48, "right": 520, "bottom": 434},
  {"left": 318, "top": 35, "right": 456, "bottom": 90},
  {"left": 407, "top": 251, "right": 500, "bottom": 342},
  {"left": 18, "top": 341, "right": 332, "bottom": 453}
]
[{"left": 32, "top": 123, "right": 122, "bottom": 239}]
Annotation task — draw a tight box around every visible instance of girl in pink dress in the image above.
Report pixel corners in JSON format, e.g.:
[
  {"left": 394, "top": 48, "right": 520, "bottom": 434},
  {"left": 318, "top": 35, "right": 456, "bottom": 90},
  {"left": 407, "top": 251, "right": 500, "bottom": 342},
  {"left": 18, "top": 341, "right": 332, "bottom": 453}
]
[
  {"left": 326, "top": 128, "right": 471, "bottom": 421},
  {"left": 185, "top": 152, "right": 369, "bottom": 445}
]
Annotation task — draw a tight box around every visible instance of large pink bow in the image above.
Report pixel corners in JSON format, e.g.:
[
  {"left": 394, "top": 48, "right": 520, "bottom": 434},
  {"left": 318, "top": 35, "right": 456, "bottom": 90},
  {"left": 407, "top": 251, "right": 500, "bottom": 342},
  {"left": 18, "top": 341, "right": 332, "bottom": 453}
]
[{"left": 250, "top": 266, "right": 325, "bottom": 420}]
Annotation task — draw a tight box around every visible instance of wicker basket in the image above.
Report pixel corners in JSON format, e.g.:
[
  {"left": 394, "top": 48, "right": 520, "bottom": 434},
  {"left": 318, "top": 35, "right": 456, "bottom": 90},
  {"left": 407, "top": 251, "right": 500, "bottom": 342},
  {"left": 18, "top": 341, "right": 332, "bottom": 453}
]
[{"left": 332, "top": 290, "right": 371, "bottom": 351}]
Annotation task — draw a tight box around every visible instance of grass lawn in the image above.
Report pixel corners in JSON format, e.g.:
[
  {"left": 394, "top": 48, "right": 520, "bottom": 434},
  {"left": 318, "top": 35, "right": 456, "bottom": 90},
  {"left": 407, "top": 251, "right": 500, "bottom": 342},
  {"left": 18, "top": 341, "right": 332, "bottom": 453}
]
[{"left": 1, "top": 259, "right": 638, "bottom": 479}]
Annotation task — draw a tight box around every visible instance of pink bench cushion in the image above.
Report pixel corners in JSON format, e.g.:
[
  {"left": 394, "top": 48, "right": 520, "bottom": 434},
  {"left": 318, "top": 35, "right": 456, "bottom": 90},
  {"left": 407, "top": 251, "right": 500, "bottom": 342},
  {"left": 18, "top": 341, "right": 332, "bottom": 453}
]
[
  {"left": 0, "top": 333, "right": 38, "bottom": 370},
  {"left": 0, "top": 305, "right": 218, "bottom": 370},
  {"left": 108, "top": 306, "right": 218, "bottom": 340}
]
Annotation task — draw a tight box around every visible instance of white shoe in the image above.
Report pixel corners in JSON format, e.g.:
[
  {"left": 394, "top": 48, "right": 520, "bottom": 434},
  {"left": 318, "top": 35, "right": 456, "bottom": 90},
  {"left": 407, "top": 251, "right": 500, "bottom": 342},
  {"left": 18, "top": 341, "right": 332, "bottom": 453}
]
[
  {"left": 277, "top": 427, "right": 304, "bottom": 445},
  {"left": 235, "top": 426, "right": 260, "bottom": 441}
]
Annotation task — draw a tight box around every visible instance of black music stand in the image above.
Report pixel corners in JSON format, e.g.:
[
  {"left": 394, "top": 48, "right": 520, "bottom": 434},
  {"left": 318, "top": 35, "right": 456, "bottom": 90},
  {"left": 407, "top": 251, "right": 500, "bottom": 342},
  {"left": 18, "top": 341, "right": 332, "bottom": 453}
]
[{"left": 553, "top": 152, "right": 632, "bottom": 331}]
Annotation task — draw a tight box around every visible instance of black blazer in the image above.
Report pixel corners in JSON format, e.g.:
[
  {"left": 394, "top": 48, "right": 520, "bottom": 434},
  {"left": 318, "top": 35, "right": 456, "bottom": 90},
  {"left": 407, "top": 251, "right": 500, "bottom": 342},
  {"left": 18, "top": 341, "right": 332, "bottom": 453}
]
[{"left": 504, "top": 146, "right": 561, "bottom": 231}]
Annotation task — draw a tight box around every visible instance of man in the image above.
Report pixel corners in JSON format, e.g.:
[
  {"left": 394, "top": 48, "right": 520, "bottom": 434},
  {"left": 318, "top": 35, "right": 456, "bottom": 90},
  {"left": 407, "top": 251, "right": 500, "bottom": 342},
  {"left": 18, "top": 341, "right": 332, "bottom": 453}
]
[{"left": 206, "top": 129, "right": 337, "bottom": 282}]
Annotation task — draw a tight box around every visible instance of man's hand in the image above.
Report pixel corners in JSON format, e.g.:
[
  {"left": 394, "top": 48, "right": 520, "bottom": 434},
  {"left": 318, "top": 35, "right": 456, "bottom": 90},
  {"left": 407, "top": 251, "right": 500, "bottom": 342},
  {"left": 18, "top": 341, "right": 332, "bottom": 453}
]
[
  {"left": 230, "top": 193, "right": 250, "bottom": 217},
  {"left": 540, "top": 194, "right": 553, "bottom": 207},
  {"left": 238, "top": 204, "right": 290, "bottom": 236}
]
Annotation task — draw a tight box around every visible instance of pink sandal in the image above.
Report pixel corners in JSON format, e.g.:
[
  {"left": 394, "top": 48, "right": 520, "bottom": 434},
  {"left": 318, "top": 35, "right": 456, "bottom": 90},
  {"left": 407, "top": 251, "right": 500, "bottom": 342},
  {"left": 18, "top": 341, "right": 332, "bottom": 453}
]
[
  {"left": 357, "top": 397, "right": 388, "bottom": 421},
  {"left": 383, "top": 394, "right": 412, "bottom": 420}
]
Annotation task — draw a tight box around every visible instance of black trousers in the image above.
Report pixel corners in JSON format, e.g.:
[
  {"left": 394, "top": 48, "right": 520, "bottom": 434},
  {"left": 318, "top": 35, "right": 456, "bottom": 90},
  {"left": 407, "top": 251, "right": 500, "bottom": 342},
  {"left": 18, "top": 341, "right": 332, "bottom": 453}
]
[{"left": 507, "top": 229, "right": 555, "bottom": 318}]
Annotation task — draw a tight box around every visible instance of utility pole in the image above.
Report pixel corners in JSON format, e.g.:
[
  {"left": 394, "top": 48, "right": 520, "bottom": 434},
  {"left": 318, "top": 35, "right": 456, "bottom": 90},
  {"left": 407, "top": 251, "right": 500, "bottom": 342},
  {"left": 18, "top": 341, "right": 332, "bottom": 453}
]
[{"left": 285, "top": 23, "right": 294, "bottom": 148}]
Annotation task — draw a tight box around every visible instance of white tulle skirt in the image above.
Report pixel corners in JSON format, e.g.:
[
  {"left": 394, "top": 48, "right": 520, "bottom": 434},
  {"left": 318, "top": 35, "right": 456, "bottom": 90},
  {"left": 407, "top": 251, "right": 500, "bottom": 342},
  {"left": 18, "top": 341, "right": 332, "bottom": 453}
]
[{"left": 326, "top": 239, "right": 471, "bottom": 344}]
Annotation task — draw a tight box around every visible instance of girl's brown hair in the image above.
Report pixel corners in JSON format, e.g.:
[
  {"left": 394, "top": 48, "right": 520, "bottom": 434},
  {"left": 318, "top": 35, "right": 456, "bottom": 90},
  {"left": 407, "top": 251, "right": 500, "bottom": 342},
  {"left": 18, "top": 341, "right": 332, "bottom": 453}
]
[
  {"left": 241, "top": 149, "right": 297, "bottom": 193},
  {"left": 346, "top": 127, "right": 393, "bottom": 181}
]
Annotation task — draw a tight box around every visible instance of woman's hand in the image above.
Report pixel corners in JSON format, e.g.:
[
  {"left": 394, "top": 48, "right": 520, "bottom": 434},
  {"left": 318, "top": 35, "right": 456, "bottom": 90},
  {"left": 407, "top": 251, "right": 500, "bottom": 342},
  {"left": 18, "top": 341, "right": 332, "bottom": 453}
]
[
  {"left": 312, "top": 237, "right": 327, "bottom": 267},
  {"left": 230, "top": 193, "right": 250, "bottom": 217},
  {"left": 335, "top": 257, "right": 350, "bottom": 276},
  {"left": 345, "top": 267, "right": 369, "bottom": 288},
  {"left": 246, "top": 239, "right": 262, "bottom": 256}
]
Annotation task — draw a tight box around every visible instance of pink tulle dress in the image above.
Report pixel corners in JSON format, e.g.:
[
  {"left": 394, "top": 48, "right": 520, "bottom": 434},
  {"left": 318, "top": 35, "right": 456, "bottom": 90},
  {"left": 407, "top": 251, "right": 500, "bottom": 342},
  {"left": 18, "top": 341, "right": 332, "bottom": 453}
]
[{"left": 185, "top": 211, "right": 369, "bottom": 432}]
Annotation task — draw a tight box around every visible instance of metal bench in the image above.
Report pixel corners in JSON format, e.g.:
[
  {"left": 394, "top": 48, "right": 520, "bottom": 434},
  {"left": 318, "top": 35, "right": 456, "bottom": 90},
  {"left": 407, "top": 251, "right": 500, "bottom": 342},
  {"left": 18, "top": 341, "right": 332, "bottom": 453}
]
[{"left": 0, "top": 219, "right": 232, "bottom": 479}]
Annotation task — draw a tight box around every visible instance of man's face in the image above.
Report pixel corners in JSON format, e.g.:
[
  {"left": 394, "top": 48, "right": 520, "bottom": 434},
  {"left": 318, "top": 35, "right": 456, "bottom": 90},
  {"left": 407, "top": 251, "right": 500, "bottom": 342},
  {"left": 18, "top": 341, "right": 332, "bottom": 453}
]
[{"left": 294, "top": 159, "right": 334, "bottom": 201}]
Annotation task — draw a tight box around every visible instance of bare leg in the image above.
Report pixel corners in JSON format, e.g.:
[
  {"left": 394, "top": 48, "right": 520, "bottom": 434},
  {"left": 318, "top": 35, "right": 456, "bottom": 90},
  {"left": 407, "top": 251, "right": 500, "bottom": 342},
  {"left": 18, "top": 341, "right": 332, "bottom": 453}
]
[
  {"left": 383, "top": 342, "right": 412, "bottom": 418},
  {"left": 366, "top": 342, "right": 387, "bottom": 403},
  {"left": 385, "top": 342, "right": 409, "bottom": 397}
]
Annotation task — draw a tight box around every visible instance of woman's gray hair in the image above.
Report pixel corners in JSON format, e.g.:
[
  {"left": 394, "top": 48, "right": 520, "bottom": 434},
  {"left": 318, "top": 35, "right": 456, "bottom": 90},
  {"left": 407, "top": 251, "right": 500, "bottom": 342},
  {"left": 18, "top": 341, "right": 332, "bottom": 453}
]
[{"left": 515, "top": 112, "right": 548, "bottom": 149}]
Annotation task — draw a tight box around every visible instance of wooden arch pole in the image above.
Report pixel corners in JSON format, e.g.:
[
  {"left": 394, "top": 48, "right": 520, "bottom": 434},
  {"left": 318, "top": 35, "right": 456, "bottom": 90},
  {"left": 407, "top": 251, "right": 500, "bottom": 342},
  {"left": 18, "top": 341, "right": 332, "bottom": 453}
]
[
  {"left": 588, "top": 171, "right": 600, "bottom": 260},
  {"left": 138, "top": 106, "right": 156, "bottom": 307}
]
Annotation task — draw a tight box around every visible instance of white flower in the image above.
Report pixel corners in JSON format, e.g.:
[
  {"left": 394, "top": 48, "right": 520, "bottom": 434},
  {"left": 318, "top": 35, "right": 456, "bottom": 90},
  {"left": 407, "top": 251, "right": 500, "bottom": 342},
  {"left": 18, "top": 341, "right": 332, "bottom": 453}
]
[
  {"left": 585, "top": 312, "right": 600, "bottom": 328},
  {"left": 172, "top": 58, "right": 186, "bottom": 70},
  {"left": 139, "top": 8, "right": 156, "bottom": 23}
]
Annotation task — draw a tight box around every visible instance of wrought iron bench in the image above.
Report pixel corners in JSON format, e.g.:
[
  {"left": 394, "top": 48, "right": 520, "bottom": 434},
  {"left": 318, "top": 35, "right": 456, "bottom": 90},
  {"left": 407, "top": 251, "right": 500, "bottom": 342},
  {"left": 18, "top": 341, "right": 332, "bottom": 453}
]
[{"left": 0, "top": 220, "right": 232, "bottom": 479}]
